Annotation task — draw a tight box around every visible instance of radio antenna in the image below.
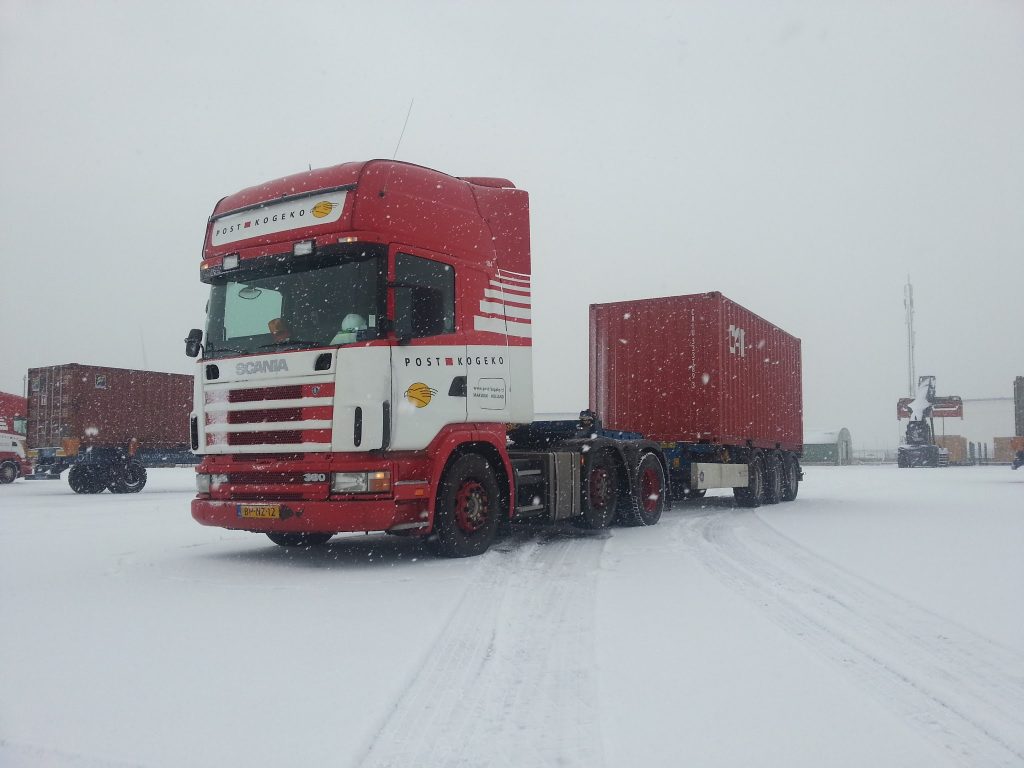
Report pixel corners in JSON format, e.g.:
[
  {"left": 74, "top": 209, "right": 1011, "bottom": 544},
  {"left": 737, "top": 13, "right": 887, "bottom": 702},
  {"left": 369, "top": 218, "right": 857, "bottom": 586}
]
[{"left": 392, "top": 98, "right": 415, "bottom": 160}]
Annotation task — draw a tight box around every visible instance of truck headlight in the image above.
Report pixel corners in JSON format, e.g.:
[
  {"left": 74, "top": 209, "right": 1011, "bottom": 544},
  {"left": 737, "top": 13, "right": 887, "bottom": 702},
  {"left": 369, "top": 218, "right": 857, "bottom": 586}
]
[{"left": 331, "top": 471, "right": 391, "bottom": 494}]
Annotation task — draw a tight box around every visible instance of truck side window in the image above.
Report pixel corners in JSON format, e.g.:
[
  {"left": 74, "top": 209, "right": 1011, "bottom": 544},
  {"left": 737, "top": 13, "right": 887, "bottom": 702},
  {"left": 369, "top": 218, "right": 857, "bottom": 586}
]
[{"left": 395, "top": 254, "right": 455, "bottom": 339}]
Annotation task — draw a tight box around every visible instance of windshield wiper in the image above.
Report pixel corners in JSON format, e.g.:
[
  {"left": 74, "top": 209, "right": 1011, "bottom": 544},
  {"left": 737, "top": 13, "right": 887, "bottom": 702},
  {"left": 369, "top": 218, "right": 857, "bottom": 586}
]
[
  {"left": 253, "top": 340, "right": 327, "bottom": 351},
  {"left": 206, "top": 344, "right": 248, "bottom": 356}
]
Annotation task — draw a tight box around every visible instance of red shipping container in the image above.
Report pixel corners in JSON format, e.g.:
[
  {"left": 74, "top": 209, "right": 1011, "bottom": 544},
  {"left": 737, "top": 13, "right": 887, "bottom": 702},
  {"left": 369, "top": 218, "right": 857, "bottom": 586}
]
[
  {"left": 590, "top": 292, "right": 802, "bottom": 451},
  {"left": 26, "top": 364, "right": 193, "bottom": 452}
]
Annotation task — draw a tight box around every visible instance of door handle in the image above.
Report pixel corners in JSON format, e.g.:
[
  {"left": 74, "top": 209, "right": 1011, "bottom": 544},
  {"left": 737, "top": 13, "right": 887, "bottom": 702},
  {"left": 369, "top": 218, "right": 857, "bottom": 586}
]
[{"left": 448, "top": 376, "right": 467, "bottom": 397}]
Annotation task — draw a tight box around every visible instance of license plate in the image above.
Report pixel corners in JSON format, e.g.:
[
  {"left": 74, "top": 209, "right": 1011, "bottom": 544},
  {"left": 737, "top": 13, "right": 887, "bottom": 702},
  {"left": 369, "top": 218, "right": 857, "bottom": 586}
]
[{"left": 237, "top": 504, "right": 280, "bottom": 519}]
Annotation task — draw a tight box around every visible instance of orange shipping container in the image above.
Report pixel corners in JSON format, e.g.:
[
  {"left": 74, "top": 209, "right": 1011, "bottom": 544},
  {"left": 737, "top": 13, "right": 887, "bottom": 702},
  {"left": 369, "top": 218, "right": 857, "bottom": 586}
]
[
  {"left": 935, "top": 435, "right": 967, "bottom": 465},
  {"left": 994, "top": 437, "right": 1023, "bottom": 463}
]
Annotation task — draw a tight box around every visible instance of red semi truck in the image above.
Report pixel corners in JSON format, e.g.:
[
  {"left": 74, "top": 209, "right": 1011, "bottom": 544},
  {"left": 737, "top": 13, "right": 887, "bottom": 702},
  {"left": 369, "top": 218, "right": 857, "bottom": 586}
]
[
  {"left": 187, "top": 160, "right": 803, "bottom": 556},
  {"left": 0, "top": 391, "right": 30, "bottom": 483}
]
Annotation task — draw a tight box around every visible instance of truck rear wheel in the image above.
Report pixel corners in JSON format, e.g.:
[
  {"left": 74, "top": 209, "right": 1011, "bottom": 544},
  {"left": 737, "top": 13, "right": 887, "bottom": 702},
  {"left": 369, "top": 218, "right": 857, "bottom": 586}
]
[
  {"left": 764, "top": 451, "right": 783, "bottom": 504},
  {"left": 429, "top": 453, "right": 501, "bottom": 558},
  {"left": 0, "top": 462, "right": 17, "bottom": 484},
  {"left": 68, "top": 464, "right": 108, "bottom": 494},
  {"left": 578, "top": 450, "right": 621, "bottom": 529},
  {"left": 733, "top": 453, "right": 765, "bottom": 508},
  {"left": 266, "top": 532, "right": 333, "bottom": 547},
  {"left": 109, "top": 460, "right": 147, "bottom": 493},
  {"left": 781, "top": 453, "right": 800, "bottom": 501},
  {"left": 618, "top": 452, "right": 666, "bottom": 527}
]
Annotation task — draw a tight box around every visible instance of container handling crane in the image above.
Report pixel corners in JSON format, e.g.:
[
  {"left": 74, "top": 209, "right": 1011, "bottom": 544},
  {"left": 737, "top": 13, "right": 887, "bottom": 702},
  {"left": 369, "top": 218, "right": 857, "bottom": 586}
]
[{"left": 896, "top": 375, "right": 963, "bottom": 468}]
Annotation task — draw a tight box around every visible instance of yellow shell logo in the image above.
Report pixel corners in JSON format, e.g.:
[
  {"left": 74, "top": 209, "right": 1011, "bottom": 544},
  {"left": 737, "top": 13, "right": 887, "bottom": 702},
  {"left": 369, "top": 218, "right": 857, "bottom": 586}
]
[
  {"left": 311, "top": 200, "right": 337, "bottom": 218},
  {"left": 405, "top": 382, "right": 437, "bottom": 408}
]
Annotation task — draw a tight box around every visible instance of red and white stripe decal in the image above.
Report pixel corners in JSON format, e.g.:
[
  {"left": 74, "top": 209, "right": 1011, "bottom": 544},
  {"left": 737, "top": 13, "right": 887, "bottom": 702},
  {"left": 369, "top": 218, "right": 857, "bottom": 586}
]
[{"left": 474, "top": 269, "right": 532, "bottom": 338}]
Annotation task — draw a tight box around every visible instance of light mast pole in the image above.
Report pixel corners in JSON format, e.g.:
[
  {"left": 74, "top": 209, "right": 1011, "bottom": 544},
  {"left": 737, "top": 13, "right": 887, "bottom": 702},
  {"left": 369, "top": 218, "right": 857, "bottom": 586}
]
[{"left": 904, "top": 276, "right": 916, "bottom": 396}]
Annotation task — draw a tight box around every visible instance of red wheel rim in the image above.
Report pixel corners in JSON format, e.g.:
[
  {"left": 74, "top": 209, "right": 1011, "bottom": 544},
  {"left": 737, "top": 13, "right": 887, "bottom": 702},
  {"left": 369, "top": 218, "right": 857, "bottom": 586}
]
[
  {"left": 454, "top": 479, "right": 489, "bottom": 533},
  {"left": 640, "top": 467, "right": 661, "bottom": 513},
  {"left": 589, "top": 466, "right": 612, "bottom": 509}
]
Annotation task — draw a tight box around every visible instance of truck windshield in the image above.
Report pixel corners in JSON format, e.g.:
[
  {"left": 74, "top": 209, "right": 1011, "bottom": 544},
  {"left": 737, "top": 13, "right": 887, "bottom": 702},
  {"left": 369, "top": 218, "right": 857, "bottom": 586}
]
[{"left": 203, "top": 247, "right": 385, "bottom": 359}]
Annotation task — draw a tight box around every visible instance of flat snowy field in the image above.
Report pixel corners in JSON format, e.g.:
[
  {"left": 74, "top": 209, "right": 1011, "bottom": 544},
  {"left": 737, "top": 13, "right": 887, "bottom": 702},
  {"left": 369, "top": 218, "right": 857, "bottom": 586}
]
[{"left": 1, "top": 465, "right": 1022, "bottom": 767}]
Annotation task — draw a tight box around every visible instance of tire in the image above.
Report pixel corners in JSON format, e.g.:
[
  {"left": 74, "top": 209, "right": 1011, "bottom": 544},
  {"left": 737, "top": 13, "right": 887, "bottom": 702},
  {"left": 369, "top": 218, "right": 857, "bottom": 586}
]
[
  {"left": 110, "top": 460, "right": 147, "bottom": 493},
  {"left": 578, "top": 449, "right": 621, "bottom": 529},
  {"left": 733, "top": 452, "right": 765, "bottom": 508},
  {"left": 618, "top": 452, "right": 666, "bottom": 526},
  {"left": 68, "top": 463, "right": 108, "bottom": 494},
  {"left": 428, "top": 453, "right": 502, "bottom": 558},
  {"left": 266, "top": 532, "right": 333, "bottom": 547},
  {"left": 0, "top": 462, "right": 17, "bottom": 484},
  {"left": 764, "top": 451, "right": 783, "bottom": 505},
  {"left": 781, "top": 453, "right": 800, "bottom": 502}
]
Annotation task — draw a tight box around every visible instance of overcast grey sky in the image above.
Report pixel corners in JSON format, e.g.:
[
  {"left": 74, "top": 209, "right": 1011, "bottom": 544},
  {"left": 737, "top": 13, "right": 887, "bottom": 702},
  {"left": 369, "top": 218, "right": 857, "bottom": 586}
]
[{"left": 1, "top": 0, "right": 1021, "bottom": 448}]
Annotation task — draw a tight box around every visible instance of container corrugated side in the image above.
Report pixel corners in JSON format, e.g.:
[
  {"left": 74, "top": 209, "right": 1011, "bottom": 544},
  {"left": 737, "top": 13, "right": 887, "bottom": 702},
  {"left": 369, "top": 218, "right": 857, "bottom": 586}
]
[
  {"left": 590, "top": 292, "right": 802, "bottom": 450},
  {"left": 27, "top": 364, "right": 192, "bottom": 450}
]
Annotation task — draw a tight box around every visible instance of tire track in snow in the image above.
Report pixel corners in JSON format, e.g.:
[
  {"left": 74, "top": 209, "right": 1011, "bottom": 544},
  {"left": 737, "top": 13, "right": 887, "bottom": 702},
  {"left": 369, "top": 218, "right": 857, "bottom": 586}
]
[
  {"left": 674, "top": 508, "right": 1024, "bottom": 767},
  {"left": 357, "top": 527, "right": 607, "bottom": 768}
]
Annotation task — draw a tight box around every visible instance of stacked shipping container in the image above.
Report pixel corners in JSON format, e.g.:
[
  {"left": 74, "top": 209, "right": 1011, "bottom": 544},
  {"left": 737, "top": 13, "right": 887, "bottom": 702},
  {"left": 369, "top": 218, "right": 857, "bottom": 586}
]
[{"left": 27, "top": 365, "right": 192, "bottom": 453}]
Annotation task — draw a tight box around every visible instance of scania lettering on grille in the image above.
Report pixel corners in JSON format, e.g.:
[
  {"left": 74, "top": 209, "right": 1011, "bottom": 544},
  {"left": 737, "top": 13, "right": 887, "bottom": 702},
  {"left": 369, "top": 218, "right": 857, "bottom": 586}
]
[{"left": 236, "top": 359, "right": 289, "bottom": 375}]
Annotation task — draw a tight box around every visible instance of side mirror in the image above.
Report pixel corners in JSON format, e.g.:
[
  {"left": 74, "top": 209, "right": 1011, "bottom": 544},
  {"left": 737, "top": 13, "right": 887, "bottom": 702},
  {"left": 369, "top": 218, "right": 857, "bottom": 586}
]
[{"left": 185, "top": 328, "right": 203, "bottom": 358}]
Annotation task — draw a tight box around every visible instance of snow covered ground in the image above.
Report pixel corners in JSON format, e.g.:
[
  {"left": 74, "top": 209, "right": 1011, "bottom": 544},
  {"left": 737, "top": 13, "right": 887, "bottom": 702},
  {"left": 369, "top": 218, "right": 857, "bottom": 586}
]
[{"left": 1, "top": 465, "right": 1022, "bottom": 767}]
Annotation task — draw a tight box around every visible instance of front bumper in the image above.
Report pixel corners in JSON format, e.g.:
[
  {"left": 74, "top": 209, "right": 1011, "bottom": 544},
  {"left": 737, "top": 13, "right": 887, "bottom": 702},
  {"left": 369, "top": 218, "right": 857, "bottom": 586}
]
[{"left": 192, "top": 492, "right": 430, "bottom": 534}]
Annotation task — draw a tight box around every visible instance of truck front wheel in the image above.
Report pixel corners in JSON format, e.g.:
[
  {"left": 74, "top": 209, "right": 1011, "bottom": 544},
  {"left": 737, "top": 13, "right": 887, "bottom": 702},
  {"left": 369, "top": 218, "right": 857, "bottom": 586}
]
[
  {"left": 266, "top": 532, "right": 333, "bottom": 547},
  {"left": 429, "top": 453, "right": 501, "bottom": 558},
  {"left": 0, "top": 462, "right": 17, "bottom": 484}
]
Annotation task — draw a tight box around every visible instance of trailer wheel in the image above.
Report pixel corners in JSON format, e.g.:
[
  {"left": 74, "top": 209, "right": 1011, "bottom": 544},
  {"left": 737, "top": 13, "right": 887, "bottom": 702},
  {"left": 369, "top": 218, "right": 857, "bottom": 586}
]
[
  {"left": 0, "top": 462, "right": 17, "bottom": 484},
  {"left": 733, "top": 453, "right": 765, "bottom": 508},
  {"left": 428, "top": 453, "right": 501, "bottom": 558},
  {"left": 68, "top": 464, "right": 108, "bottom": 494},
  {"left": 266, "top": 532, "right": 333, "bottom": 547},
  {"left": 764, "top": 451, "right": 783, "bottom": 504},
  {"left": 110, "top": 460, "right": 147, "bottom": 494},
  {"left": 619, "top": 452, "right": 666, "bottom": 527},
  {"left": 578, "top": 450, "right": 621, "bottom": 529},
  {"left": 781, "top": 453, "right": 800, "bottom": 501}
]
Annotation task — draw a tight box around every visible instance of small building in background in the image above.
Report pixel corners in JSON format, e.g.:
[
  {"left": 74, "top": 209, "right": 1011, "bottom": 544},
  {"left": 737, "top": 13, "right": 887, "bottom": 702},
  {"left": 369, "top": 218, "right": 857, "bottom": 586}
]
[{"left": 803, "top": 428, "right": 853, "bottom": 465}]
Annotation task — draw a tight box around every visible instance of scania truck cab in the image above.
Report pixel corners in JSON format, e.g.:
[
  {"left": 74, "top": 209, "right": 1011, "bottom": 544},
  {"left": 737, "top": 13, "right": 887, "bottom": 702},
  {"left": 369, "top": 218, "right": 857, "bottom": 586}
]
[{"left": 189, "top": 161, "right": 540, "bottom": 556}]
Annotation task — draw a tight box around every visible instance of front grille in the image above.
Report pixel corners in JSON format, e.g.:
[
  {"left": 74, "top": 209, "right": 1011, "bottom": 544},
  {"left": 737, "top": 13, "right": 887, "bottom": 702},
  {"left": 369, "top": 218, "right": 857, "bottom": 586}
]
[
  {"left": 228, "top": 408, "right": 303, "bottom": 424},
  {"left": 229, "top": 386, "right": 302, "bottom": 403},
  {"left": 232, "top": 453, "right": 304, "bottom": 461},
  {"left": 227, "top": 472, "right": 320, "bottom": 484},
  {"left": 229, "top": 431, "right": 302, "bottom": 445}
]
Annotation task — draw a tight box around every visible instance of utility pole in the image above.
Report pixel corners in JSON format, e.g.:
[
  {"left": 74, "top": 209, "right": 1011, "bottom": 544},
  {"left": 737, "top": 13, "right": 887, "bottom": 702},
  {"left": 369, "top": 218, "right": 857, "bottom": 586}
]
[{"left": 904, "top": 276, "right": 916, "bottom": 397}]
